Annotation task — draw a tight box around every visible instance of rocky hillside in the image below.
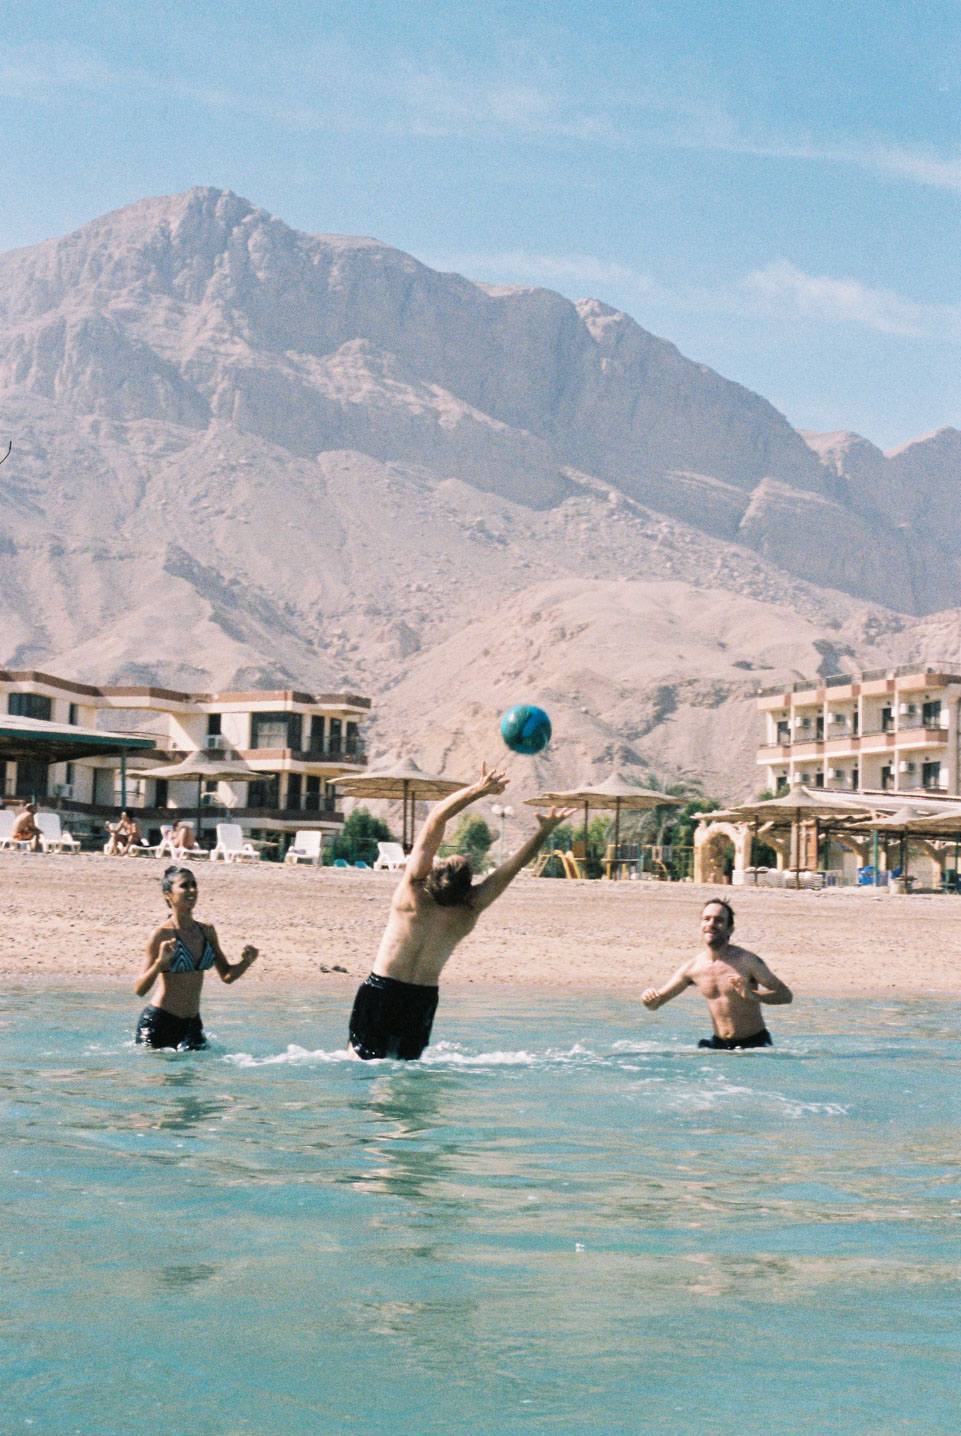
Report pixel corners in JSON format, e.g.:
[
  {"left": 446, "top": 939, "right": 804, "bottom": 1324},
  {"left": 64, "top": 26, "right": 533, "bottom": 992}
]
[{"left": 0, "top": 187, "right": 957, "bottom": 799}]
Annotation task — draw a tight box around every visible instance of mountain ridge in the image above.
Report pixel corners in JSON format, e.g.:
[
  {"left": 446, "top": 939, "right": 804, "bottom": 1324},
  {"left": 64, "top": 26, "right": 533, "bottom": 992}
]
[{"left": 0, "top": 187, "right": 958, "bottom": 799}]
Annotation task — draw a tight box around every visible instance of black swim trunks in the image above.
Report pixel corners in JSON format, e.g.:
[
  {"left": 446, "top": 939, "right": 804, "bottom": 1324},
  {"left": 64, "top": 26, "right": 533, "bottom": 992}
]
[
  {"left": 698, "top": 1028, "right": 772, "bottom": 1051},
  {"left": 136, "top": 1004, "right": 207, "bottom": 1051},
  {"left": 348, "top": 973, "right": 439, "bottom": 1061}
]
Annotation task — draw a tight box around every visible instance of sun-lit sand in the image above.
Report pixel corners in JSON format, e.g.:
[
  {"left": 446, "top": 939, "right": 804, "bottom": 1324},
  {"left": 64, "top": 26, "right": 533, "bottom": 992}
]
[{"left": 3, "top": 853, "right": 959, "bottom": 999}]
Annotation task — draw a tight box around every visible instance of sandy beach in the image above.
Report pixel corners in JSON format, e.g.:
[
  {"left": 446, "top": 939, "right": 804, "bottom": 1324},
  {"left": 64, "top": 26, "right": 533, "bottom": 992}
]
[{"left": 3, "top": 853, "right": 959, "bottom": 998}]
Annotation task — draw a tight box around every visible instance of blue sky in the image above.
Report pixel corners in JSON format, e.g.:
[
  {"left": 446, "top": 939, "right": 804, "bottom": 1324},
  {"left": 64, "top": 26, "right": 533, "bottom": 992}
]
[{"left": 1, "top": 0, "right": 958, "bottom": 447}]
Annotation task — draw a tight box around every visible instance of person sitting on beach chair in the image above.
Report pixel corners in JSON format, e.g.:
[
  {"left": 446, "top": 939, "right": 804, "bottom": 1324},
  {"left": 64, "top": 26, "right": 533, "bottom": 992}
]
[
  {"left": 12, "top": 803, "right": 43, "bottom": 852},
  {"left": 106, "top": 811, "right": 143, "bottom": 856}
]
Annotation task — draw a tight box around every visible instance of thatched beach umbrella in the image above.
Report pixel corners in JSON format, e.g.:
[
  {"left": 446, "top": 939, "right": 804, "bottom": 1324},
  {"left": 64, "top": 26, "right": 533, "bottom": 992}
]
[
  {"left": 331, "top": 756, "right": 466, "bottom": 848},
  {"left": 526, "top": 770, "right": 681, "bottom": 878},
  {"left": 714, "top": 785, "right": 870, "bottom": 885},
  {"left": 145, "top": 751, "right": 258, "bottom": 837}
]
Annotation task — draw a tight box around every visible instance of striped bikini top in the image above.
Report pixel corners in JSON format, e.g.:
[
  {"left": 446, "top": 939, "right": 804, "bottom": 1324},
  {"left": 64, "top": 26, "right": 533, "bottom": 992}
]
[{"left": 167, "top": 929, "right": 217, "bottom": 974}]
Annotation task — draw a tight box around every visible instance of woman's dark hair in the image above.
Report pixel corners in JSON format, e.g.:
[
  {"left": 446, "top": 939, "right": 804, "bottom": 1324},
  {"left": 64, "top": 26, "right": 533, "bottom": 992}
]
[
  {"left": 162, "top": 865, "right": 196, "bottom": 896},
  {"left": 424, "top": 854, "right": 474, "bottom": 907}
]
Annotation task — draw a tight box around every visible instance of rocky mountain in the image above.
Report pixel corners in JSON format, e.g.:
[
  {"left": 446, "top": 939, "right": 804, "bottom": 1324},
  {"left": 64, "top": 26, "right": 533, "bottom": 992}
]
[{"left": 0, "top": 186, "right": 957, "bottom": 800}]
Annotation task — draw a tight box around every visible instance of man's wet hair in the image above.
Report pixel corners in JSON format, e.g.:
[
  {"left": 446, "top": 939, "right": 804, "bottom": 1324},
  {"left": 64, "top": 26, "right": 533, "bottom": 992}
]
[
  {"left": 702, "top": 898, "right": 735, "bottom": 929},
  {"left": 162, "top": 865, "right": 196, "bottom": 896},
  {"left": 424, "top": 854, "right": 474, "bottom": 907}
]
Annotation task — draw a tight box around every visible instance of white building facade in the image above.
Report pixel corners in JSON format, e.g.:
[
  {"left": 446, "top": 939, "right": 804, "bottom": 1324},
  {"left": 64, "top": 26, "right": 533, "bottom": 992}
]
[
  {"left": 757, "top": 666, "right": 961, "bottom": 798},
  {"left": 0, "top": 669, "right": 371, "bottom": 850}
]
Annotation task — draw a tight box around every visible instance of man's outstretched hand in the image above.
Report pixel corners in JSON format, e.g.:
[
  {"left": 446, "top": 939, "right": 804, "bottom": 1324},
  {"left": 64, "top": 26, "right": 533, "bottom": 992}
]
[
  {"left": 535, "top": 805, "right": 576, "bottom": 833},
  {"left": 471, "top": 763, "right": 509, "bottom": 798}
]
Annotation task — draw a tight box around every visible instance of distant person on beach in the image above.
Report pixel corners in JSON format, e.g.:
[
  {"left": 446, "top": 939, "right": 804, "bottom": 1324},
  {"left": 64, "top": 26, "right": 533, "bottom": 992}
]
[
  {"left": 348, "top": 764, "right": 574, "bottom": 1060},
  {"left": 134, "top": 866, "right": 259, "bottom": 1050},
  {"left": 642, "top": 898, "right": 792, "bottom": 1049},
  {"left": 106, "top": 810, "right": 142, "bottom": 856},
  {"left": 12, "top": 802, "right": 43, "bottom": 851},
  {"left": 170, "top": 821, "right": 199, "bottom": 852}
]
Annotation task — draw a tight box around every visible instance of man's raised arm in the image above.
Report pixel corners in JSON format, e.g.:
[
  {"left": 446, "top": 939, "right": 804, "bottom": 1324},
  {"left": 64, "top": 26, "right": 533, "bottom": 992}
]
[
  {"left": 471, "top": 807, "right": 575, "bottom": 910},
  {"left": 405, "top": 764, "right": 508, "bottom": 881}
]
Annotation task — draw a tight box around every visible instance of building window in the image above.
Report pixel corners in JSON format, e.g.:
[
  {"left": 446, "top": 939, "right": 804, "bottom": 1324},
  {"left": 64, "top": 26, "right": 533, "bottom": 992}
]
[
  {"left": 154, "top": 779, "right": 169, "bottom": 807},
  {"left": 250, "top": 713, "right": 302, "bottom": 750},
  {"left": 346, "top": 721, "right": 360, "bottom": 755},
  {"left": 247, "top": 775, "right": 280, "bottom": 809},
  {"left": 881, "top": 706, "right": 894, "bottom": 733},
  {"left": 328, "top": 718, "right": 342, "bottom": 755},
  {"left": 776, "top": 720, "right": 789, "bottom": 744},
  {"left": 922, "top": 760, "right": 941, "bottom": 790},
  {"left": 814, "top": 772, "right": 824, "bottom": 788},
  {"left": 310, "top": 715, "right": 325, "bottom": 753},
  {"left": 286, "top": 773, "right": 302, "bottom": 810},
  {"left": 852, "top": 767, "right": 859, "bottom": 790},
  {"left": 304, "top": 775, "right": 321, "bottom": 810},
  {"left": 815, "top": 715, "right": 824, "bottom": 740},
  {"left": 15, "top": 761, "right": 48, "bottom": 799},
  {"left": 9, "top": 693, "right": 52, "bottom": 721},
  {"left": 922, "top": 699, "right": 942, "bottom": 726},
  {"left": 68, "top": 703, "right": 79, "bottom": 726},
  {"left": 207, "top": 712, "right": 222, "bottom": 736},
  {"left": 881, "top": 765, "right": 894, "bottom": 790}
]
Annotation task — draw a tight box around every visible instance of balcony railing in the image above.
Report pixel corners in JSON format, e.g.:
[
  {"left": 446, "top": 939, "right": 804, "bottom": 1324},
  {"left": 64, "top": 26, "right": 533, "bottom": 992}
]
[{"left": 243, "top": 740, "right": 367, "bottom": 765}]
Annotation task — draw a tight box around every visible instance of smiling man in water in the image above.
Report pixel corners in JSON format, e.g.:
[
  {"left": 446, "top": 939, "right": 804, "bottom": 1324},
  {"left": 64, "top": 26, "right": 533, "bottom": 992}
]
[
  {"left": 642, "top": 899, "right": 793, "bottom": 1049},
  {"left": 347, "top": 764, "right": 573, "bottom": 1061}
]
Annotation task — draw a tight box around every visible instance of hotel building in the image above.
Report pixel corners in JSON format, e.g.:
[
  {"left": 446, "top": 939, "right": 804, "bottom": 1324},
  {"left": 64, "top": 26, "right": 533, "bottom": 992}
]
[
  {"left": 0, "top": 669, "right": 371, "bottom": 851},
  {"left": 757, "top": 665, "right": 961, "bottom": 798}
]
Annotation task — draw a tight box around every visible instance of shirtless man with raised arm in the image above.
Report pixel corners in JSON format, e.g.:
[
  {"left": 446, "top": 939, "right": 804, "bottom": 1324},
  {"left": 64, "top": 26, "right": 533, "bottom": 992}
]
[
  {"left": 642, "top": 899, "right": 793, "bottom": 1049},
  {"left": 347, "top": 764, "right": 573, "bottom": 1060}
]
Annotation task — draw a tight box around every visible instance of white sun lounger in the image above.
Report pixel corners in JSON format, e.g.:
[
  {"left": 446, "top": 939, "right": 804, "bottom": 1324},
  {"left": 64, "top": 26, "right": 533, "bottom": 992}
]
[
  {"left": 373, "top": 842, "right": 407, "bottom": 872},
  {"left": 211, "top": 823, "right": 261, "bottom": 863},
  {"left": 284, "top": 831, "right": 323, "bottom": 866}
]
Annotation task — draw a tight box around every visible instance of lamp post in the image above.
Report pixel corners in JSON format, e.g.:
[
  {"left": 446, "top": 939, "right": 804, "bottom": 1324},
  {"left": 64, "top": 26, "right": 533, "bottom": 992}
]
[{"left": 491, "top": 803, "right": 513, "bottom": 865}]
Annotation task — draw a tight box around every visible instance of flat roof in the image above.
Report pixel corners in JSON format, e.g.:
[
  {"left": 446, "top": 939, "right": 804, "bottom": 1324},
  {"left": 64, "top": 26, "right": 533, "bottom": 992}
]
[
  {"left": 0, "top": 670, "right": 371, "bottom": 709},
  {"left": 0, "top": 715, "right": 156, "bottom": 763}
]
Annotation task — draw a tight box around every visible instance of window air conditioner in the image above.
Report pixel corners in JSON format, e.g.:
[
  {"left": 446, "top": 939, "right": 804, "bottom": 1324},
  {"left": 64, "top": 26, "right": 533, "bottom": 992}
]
[
  {"left": 203, "top": 734, "right": 228, "bottom": 752},
  {"left": 899, "top": 703, "right": 916, "bottom": 716},
  {"left": 899, "top": 760, "right": 916, "bottom": 773}
]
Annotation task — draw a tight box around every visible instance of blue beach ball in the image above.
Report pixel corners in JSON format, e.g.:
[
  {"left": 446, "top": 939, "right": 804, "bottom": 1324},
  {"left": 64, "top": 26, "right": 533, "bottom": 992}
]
[{"left": 500, "top": 704, "right": 552, "bottom": 755}]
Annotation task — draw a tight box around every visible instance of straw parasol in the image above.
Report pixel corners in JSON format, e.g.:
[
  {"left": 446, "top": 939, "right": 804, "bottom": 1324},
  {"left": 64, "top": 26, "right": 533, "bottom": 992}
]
[
  {"left": 525, "top": 769, "right": 682, "bottom": 878},
  {"left": 707, "top": 785, "right": 871, "bottom": 885},
  {"left": 144, "top": 751, "right": 258, "bottom": 836},
  {"left": 331, "top": 756, "right": 467, "bottom": 848}
]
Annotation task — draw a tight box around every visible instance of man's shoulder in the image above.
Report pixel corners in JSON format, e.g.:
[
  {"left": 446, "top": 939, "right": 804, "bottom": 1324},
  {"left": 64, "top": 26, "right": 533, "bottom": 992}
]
[{"left": 727, "top": 943, "right": 761, "bottom": 966}]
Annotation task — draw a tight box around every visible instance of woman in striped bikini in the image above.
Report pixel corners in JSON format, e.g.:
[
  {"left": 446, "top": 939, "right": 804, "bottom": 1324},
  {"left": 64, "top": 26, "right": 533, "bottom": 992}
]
[{"left": 135, "top": 866, "right": 259, "bottom": 1050}]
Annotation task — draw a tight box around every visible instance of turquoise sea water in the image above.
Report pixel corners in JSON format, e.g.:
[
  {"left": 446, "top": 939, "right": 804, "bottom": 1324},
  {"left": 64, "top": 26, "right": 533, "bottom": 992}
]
[{"left": 2, "top": 987, "right": 959, "bottom": 1435}]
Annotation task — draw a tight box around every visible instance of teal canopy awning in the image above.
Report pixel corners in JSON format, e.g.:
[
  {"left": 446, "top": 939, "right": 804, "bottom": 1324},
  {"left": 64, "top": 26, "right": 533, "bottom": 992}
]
[{"left": 0, "top": 714, "right": 156, "bottom": 764}]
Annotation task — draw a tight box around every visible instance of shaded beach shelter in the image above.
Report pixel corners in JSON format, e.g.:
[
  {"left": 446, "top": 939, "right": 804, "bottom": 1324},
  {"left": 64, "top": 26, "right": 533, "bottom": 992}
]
[
  {"left": 862, "top": 804, "right": 953, "bottom": 885},
  {"left": 709, "top": 785, "right": 868, "bottom": 885},
  {"left": 144, "top": 750, "right": 258, "bottom": 836},
  {"left": 0, "top": 713, "right": 156, "bottom": 804},
  {"left": 526, "top": 769, "right": 681, "bottom": 878},
  {"left": 892, "top": 804, "right": 961, "bottom": 887},
  {"left": 331, "top": 756, "right": 466, "bottom": 849}
]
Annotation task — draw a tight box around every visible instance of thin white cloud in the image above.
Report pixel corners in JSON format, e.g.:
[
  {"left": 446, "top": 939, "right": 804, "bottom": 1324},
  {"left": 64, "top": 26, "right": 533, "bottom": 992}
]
[
  {"left": 433, "top": 250, "right": 662, "bottom": 297},
  {"left": 737, "top": 261, "right": 961, "bottom": 340},
  {"left": 432, "top": 250, "right": 961, "bottom": 344},
  {"left": 4, "top": 37, "right": 961, "bottom": 196}
]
